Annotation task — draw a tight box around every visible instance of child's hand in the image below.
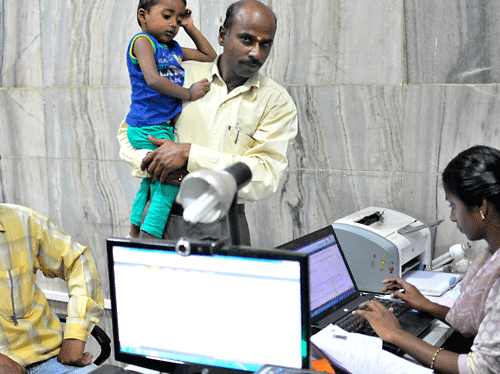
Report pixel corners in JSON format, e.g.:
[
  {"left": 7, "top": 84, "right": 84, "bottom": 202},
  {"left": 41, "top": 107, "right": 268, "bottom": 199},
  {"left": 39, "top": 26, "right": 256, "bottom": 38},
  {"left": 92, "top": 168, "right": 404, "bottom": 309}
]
[
  {"left": 180, "top": 9, "right": 194, "bottom": 29},
  {"left": 188, "top": 79, "right": 211, "bottom": 101}
]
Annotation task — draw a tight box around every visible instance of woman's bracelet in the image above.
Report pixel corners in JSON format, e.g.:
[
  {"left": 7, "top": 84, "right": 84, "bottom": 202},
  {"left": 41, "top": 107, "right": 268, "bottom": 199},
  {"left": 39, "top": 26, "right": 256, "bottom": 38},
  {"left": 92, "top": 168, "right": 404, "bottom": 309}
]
[
  {"left": 430, "top": 347, "right": 443, "bottom": 369},
  {"left": 188, "top": 88, "right": 192, "bottom": 101}
]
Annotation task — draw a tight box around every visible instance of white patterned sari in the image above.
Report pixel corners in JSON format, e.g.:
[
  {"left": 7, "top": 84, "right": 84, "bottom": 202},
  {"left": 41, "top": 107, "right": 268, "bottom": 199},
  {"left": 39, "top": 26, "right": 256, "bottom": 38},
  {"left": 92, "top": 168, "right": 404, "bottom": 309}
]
[{"left": 446, "top": 247, "right": 500, "bottom": 374}]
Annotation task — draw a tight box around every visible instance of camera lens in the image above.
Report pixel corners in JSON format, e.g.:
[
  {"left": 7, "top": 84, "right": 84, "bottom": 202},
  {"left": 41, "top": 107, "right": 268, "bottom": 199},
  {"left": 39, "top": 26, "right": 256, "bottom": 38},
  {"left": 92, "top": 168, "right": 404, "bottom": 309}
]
[{"left": 175, "top": 238, "right": 191, "bottom": 256}]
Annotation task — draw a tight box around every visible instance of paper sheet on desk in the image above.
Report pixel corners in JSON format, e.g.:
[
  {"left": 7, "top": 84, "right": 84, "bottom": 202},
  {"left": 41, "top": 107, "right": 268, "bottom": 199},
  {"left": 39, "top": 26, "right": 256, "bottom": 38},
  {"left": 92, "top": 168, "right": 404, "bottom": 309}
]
[
  {"left": 311, "top": 324, "right": 433, "bottom": 374},
  {"left": 428, "top": 279, "right": 462, "bottom": 308},
  {"left": 403, "top": 270, "right": 462, "bottom": 297}
]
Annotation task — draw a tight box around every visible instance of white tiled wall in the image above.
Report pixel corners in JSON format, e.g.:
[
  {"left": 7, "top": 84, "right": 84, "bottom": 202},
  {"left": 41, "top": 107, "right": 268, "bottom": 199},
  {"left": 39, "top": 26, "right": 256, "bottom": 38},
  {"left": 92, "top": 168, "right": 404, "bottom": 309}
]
[{"left": 2, "top": 0, "right": 500, "bottom": 366}]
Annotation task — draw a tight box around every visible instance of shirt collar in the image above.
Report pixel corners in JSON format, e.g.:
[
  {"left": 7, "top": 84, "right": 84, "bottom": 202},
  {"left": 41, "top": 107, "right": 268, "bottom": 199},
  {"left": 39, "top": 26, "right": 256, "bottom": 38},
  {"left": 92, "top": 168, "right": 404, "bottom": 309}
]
[
  {"left": 211, "top": 55, "right": 261, "bottom": 90},
  {"left": 0, "top": 222, "right": 4, "bottom": 232}
]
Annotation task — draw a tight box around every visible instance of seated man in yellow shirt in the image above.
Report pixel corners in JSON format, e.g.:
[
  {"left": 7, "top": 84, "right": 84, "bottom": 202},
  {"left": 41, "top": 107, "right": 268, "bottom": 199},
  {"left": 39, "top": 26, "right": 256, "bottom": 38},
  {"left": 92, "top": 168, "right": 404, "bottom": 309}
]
[
  {"left": 118, "top": 0, "right": 298, "bottom": 245},
  {"left": 0, "top": 204, "right": 104, "bottom": 374}
]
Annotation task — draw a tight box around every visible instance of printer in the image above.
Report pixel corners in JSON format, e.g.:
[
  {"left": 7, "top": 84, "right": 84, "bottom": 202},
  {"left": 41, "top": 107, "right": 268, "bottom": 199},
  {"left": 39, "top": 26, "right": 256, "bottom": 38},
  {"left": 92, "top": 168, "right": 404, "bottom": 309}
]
[{"left": 332, "top": 207, "right": 433, "bottom": 293}]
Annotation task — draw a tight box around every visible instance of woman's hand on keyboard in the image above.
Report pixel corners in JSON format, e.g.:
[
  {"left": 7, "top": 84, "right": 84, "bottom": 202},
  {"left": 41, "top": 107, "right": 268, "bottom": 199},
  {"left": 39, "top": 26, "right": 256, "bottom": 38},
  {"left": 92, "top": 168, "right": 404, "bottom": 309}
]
[
  {"left": 353, "top": 300, "right": 401, "bottom": 343},
  {"left": 382, "top": 277, "right": 430, "bottom": 311}
]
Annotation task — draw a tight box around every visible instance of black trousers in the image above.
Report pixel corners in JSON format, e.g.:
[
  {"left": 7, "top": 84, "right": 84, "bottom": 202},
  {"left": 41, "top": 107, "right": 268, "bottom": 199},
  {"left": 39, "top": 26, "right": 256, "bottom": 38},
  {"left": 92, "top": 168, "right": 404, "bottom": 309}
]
[{"left": 140, "top": 202, "right": 251, "bottom": 246}]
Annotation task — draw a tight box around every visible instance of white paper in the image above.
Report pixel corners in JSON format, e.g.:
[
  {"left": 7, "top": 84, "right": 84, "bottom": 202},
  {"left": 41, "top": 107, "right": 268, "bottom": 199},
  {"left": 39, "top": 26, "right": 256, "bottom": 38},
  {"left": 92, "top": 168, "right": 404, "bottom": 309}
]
[
  {"left": 403, "top": 270, "right": 462, "bottom": 296},
  {"left": 311, "top": 324, "right": 433, "bottom": 374}
]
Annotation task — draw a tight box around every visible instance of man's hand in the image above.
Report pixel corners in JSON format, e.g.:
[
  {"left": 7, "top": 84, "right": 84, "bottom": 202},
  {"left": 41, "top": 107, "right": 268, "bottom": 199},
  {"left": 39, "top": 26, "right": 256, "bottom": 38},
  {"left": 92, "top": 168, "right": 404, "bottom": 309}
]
[
  {"left": 141, "top": 136, "right": 191, "bottom": 184},
  {"left": 164, "top": 166, "right": 189, "bottom": 186},
  {"left": 57, "top": 339, "right": 93, "bottom": 367},
  {"left": 0, "top": 353, "right": 26, "bottom": 374}
]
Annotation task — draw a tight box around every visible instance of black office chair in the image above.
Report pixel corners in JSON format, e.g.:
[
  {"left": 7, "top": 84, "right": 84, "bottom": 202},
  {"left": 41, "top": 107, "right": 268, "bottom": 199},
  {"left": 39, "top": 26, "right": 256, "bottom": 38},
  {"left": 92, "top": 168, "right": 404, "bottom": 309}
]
[{"left": 57, "top": 314, "right": 112, "bottom": 366}]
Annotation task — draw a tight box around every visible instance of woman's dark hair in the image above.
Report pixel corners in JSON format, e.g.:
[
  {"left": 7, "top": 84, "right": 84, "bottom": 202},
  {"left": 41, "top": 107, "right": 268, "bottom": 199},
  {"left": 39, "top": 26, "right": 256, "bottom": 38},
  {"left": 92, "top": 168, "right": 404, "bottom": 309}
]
[
  {"left": 222, "top": 0, "right": 276, "bottom": 33},
  {"left": 442, "top": 145, "right": 500, "bottom": 212},
  {"left": 137, "top": 0, "right": 187, "bottom": 26}
]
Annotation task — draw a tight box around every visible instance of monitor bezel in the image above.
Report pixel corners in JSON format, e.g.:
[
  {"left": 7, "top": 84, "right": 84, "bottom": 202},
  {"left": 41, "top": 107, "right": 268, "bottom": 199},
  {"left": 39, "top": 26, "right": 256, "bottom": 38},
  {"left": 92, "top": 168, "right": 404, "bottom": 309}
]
[{"left": 106, "top": 237, "right": 311, "bottom": 374}]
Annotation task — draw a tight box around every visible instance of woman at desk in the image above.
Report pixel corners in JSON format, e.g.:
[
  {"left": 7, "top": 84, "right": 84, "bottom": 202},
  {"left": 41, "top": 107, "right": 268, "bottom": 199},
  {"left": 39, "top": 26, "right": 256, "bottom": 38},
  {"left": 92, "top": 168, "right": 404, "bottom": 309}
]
[{"left": 355, "top": 145, "right": 500, "bottom": 374}]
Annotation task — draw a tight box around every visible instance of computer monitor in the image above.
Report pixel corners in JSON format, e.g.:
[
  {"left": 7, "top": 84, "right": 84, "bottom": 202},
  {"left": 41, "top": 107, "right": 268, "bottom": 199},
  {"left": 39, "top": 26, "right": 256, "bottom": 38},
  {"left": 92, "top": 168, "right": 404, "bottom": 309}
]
[{"left": 106, "top": 238, "right": 310, "bottom": 374}]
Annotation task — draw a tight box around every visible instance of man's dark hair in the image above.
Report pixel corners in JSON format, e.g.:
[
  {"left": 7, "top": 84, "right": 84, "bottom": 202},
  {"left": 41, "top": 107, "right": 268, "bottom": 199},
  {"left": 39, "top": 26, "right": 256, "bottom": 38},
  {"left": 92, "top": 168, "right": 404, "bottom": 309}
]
[
  {"left": 442, "top": 145, "right": 500, "bottom": 212},
  {"left": 222, "top": 0, "right": 277, "bottom": 33},
  {"left": 137, "top": 0, "right": 187, "bottom": 26}
]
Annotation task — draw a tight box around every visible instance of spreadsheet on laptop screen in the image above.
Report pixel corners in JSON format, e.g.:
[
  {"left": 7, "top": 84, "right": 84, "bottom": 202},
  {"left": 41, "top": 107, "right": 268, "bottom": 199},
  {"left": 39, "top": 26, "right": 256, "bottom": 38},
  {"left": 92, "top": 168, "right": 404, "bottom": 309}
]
[{"left": 294, "top": 234, "right": 356, "bottom": 317}]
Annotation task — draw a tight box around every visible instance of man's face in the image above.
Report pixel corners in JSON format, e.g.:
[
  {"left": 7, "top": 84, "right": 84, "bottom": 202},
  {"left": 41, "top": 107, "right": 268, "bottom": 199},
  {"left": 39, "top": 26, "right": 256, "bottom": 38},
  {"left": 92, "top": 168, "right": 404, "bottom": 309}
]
[{"left": 218, "top": 4, "right": 276, "bottom": 80}]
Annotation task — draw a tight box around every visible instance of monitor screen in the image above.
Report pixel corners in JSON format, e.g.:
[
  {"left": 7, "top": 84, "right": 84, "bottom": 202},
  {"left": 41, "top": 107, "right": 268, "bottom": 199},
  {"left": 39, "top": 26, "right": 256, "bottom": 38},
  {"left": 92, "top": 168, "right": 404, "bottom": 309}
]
[
  {"left": 107, "top": 238, "right": 310, "bottom": 374},
  {"left": 276, "top": 226, "right": 359, "bottom": 324},
  {"left": 292, "top": 233, "right": 356, "bottom": 318}
]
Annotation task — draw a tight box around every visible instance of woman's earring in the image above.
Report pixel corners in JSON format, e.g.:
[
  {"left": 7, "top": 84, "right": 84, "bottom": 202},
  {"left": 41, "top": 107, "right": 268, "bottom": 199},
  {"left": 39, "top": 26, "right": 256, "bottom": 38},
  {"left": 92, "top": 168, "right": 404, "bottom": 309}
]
[{"left": 480, "top": 211, "right": 485, "bottom": 220}]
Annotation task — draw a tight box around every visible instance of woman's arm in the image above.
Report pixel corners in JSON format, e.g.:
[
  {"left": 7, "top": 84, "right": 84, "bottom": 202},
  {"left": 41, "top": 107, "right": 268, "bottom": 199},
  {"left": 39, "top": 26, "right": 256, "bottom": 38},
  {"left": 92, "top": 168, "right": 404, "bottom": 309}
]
[
  {"left": 382, "top": 277, "right": 450, "bottom": 322},
  {"left": 355, "top": 300, "right": 460, "bottom": 373},
  {"left": 391, "top": 330, "right": 460, "bottom": 373},
  {"left": 180, "top": 9, "right": 216, "bottom": 62}
]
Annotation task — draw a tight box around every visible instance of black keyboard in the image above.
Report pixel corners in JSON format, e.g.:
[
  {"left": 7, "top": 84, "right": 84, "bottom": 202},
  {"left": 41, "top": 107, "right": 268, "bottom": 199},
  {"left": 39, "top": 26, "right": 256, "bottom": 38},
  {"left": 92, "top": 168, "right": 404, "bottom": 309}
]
[{"left": 336, "top": 298, "right": 410, "bottom": 336}]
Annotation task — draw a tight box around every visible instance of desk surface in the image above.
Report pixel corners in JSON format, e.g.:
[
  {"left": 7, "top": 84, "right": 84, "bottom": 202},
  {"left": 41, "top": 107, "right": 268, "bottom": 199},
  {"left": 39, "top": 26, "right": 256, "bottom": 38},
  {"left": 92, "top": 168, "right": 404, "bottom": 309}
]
[
  {"left": 115, "top": 322, "right": 454, "bottom": 374},
  {"left": 422, "top": 320, "right": 454, "bottom": 347}
]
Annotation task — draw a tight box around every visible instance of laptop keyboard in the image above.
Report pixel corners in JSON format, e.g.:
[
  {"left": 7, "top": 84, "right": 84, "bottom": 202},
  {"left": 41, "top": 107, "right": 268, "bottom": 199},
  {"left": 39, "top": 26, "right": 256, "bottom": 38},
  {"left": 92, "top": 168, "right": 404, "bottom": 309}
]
[{"left": 336, "top": 298, "right": 410, "bottom": 336}]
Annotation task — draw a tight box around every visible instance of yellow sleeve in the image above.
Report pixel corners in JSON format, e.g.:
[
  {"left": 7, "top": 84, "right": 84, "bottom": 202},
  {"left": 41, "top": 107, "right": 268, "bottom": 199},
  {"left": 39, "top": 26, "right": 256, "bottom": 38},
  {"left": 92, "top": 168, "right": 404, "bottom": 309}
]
[{"left": 30, "top": 212, "right": 104, "bottom": 342}]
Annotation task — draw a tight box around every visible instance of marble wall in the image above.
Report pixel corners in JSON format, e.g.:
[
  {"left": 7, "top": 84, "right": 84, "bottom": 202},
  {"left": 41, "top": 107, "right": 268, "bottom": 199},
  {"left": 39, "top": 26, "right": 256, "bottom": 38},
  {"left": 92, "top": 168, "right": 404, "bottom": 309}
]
[{"left": 1, "top": 0, "right": 500, "bottom": 367}]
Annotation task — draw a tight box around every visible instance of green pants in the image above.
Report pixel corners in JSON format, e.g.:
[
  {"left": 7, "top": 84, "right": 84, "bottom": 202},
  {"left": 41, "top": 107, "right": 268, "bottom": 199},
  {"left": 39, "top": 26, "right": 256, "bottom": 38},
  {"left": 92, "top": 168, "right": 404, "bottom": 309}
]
[{"left": 127, "top": 124, "right": 179, "bottom": 238}]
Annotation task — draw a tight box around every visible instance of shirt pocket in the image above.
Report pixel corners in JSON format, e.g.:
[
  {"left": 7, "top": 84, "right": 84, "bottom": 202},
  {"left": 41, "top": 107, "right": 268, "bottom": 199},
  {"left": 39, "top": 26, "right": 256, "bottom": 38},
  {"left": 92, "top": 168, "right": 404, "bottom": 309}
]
[
  {"left": 223, "top": 125, "right": 255, "bottom": 152},
  {"left": 0, "top": 266, "right": 35, "bottom": 322}
]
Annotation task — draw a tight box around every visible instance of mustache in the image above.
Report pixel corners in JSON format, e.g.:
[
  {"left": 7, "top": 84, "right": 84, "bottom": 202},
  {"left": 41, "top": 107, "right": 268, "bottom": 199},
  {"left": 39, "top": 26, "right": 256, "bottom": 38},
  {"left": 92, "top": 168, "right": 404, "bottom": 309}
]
[{"left": 239, "top": 58, "right": 262, "bottom": 67}]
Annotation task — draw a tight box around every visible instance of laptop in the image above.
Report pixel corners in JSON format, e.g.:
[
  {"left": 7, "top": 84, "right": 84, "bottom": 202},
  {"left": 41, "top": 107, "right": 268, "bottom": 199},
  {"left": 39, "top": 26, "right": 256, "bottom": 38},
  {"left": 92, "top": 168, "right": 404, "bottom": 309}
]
[
  {"left": 276, "top": 226, "right": 434, "bottom": 353},
  {"left": 104, "top": 238, "right": 311, "bottom": 374}
]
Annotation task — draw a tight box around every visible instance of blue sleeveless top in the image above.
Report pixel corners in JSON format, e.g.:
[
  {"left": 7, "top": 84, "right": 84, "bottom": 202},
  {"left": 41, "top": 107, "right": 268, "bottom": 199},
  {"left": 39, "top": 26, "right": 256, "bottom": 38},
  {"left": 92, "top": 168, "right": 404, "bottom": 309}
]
[{"left": 126, "top": 33, "right": 184, "bottom": 127}]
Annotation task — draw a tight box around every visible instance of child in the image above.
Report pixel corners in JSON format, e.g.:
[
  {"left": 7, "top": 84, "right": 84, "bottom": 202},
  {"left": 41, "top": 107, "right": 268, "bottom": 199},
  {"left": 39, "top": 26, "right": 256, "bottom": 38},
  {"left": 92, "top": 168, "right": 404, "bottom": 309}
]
[{"left": 126, "top": 0, "right": 216, "bottom": 238}]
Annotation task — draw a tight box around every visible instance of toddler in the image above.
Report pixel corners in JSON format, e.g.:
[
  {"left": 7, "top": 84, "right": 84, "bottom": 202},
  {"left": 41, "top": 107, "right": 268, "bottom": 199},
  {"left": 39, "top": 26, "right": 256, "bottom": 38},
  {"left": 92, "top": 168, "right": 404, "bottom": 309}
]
[{"left": 126, "top": 0, "right": 216, "bottom": 238}]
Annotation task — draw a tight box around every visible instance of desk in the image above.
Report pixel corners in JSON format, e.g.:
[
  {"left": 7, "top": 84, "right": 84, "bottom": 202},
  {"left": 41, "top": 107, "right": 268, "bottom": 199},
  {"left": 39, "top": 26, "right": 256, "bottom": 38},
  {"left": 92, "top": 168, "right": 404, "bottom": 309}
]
[
  {"left": 311, "top": 284, "right": 459, "bottom": 371},
  {"left": 422, "top": 320, "right": 454, "bottom": 347},
  {"left": 101, "top": 289, "right": 458, "bottom": 374},
  {"left": 96, "top": 321, "right": 453, "bottom": 374},
  {"left": 311, "top": 321, "right": 454, "bottom": 374},
  {"left": 311, "top": 320, "right": 453, "bottom": 358},
  {"left": 399, "top": 282, "right": 459, "bottom": 364},
  {"left": 402, "top": 319, "right": 453, "bottom": 365},
  {"left": 124, "top": 366, "right": 158, "bottom": 373},
  {"left": 107, "top": 321, "right": 454, "bottom": 374}
]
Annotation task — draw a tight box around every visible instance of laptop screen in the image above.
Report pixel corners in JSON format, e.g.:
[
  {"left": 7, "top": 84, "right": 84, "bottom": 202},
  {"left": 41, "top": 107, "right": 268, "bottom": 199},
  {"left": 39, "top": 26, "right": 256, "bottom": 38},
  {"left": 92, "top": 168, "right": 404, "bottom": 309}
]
[
  {"left": 107, "top": 238, "right": 310, "bottom": 374},
  {"left": 277, "top": 226, "right": 357, "bottom": 320}
]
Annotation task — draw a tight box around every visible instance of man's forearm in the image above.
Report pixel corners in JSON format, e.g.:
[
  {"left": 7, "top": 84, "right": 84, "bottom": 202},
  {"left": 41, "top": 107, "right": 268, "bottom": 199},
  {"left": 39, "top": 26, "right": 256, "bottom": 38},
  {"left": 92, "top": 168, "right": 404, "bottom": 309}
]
[
  {"left": 188, "top": 143, "right": 285, "bottom": 202},
  {"left": 0, "top": 353, "right": 26, "bottom": 374},
  {"left": 58, "top": 339, "right": 93, "bottom": 367}
]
